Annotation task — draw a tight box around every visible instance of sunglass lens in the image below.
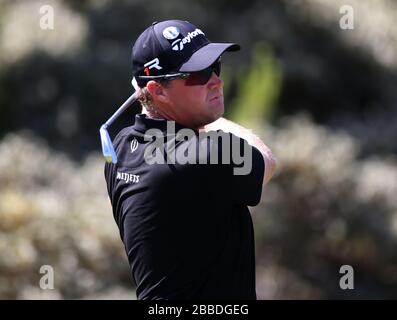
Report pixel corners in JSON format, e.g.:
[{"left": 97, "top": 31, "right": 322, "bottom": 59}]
[
  {"left": 185, "top": 60, "right": 222, "bottom": 86},
  {"left": 213, "top": 60, "right": 221, "bottom": 76}
]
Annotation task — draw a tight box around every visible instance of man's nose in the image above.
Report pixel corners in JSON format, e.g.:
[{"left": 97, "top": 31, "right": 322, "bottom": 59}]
[{"left": 208, "top": 72, "right": 224, "bottom": 89}]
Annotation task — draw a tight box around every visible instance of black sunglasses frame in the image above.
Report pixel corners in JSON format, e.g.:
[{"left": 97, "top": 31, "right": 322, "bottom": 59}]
[{"left": 138, "top": 58, "right": 222, "bottom": 86}]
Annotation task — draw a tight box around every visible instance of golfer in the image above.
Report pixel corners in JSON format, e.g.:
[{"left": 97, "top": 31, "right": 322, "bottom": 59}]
[{"left": 104, "top": 19, "right": 276, "bottom": 300}]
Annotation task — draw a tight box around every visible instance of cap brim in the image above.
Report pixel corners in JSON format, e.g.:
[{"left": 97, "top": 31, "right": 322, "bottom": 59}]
[{"left": 178, "top": 43, "right": 240, "bottom": 72}]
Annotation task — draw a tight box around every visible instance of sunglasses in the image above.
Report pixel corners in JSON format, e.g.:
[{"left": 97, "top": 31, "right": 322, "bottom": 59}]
[{"left": 139, "top": 58, "right": 221, "bottom": 86}]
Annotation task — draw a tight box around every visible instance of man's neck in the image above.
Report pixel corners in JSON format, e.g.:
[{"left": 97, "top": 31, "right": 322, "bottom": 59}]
[{"left": 142, "top": 106, "right": 164, "bottom": 120}]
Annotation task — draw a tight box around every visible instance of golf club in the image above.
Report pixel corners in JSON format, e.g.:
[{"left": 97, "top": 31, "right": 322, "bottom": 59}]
[{"left": 100, "top": 82, "right": 140, "bottom": 163}]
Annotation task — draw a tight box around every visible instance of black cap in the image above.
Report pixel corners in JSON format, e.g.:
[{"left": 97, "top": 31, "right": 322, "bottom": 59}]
[{"left": 132, "top": 20, "right": 240, "bottom": 87}]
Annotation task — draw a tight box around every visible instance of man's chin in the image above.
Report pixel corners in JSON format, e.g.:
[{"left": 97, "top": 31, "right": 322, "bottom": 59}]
[
  {"left": 200, "top": 113, "right": 222, "bottom": 128},
  {"left": 210, "top": 108, "right": 224, "bottom": 123},
  {"left": 211, "top": 100, "right": 224, "bottom": 117}
]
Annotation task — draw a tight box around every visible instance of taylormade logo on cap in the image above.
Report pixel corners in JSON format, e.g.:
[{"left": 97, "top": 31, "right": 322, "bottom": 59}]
[
  {"left": 162, "top": 26, "right": 180, "bottom": 40},
  {"left": 171, "top": 28, "right": 205, "bottom": 51}
]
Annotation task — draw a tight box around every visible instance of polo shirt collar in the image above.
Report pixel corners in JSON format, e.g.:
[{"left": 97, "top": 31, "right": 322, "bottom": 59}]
[{"left": 133, "top": 114, "right": 197, "bottom": 133}]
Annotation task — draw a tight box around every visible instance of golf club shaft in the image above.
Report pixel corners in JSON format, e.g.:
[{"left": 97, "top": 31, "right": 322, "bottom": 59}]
[{"left": 104, "top": 92, "right": 139, "bottom": 128}]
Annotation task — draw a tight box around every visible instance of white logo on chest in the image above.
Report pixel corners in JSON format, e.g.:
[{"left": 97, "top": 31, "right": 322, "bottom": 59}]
[
  {"left": 131, "top": 138, "right": 139, "bottom": 153},
  {"left": 116, "top": 171, "right": 140, "bottom": 184}
]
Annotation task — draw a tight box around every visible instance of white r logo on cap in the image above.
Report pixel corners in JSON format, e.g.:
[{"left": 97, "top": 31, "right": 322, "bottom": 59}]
[{"left": 144, "top": 58, "right": 162, "bottom": 70}]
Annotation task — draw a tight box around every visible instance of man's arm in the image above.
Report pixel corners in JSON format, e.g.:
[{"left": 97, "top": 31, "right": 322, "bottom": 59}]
[{"left": 202, "top": 117, "right": 276, "bottom": 185}]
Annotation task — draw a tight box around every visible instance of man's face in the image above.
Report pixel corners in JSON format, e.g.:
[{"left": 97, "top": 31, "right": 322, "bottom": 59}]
[{"left": 161, "top": 71, "right": 225, "bottom": 129}]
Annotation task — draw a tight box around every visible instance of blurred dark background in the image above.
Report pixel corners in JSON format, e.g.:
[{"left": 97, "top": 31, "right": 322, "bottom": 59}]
[{"left": 1, "top": 0, "right": 397, "bottom": 299}]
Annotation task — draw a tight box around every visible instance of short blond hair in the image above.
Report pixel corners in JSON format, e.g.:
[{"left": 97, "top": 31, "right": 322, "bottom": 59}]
[
  {"left": 137, "top": 86, "right": 154, "bottom": 110},
  {"left": 137, "top": 80, "right": 170, "bottom": 117}
]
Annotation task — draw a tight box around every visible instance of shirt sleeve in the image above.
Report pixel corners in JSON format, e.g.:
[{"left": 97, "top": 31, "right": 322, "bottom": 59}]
[{"left": 198, "top": 130, "right": 265, "bottom": 207}]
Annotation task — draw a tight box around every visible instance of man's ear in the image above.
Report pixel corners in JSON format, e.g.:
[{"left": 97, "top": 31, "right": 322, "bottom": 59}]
[{"left": 146, "top": 81, "right": 169, "bottom": 104}]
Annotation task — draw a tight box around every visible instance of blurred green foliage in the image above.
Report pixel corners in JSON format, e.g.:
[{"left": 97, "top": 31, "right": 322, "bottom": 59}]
[{"left": 230, "top": 42, "right": 282, "bottom": 124}]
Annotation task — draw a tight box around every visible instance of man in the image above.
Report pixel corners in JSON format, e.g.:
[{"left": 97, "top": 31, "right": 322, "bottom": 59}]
[{"left": 104, "top": 20, "right": 276, "bottom": 300}]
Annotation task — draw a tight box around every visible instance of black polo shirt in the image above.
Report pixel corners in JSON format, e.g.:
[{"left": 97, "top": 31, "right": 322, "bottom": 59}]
[{"left": 104, "top": 114, "right": 265, "bottom": 300}]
